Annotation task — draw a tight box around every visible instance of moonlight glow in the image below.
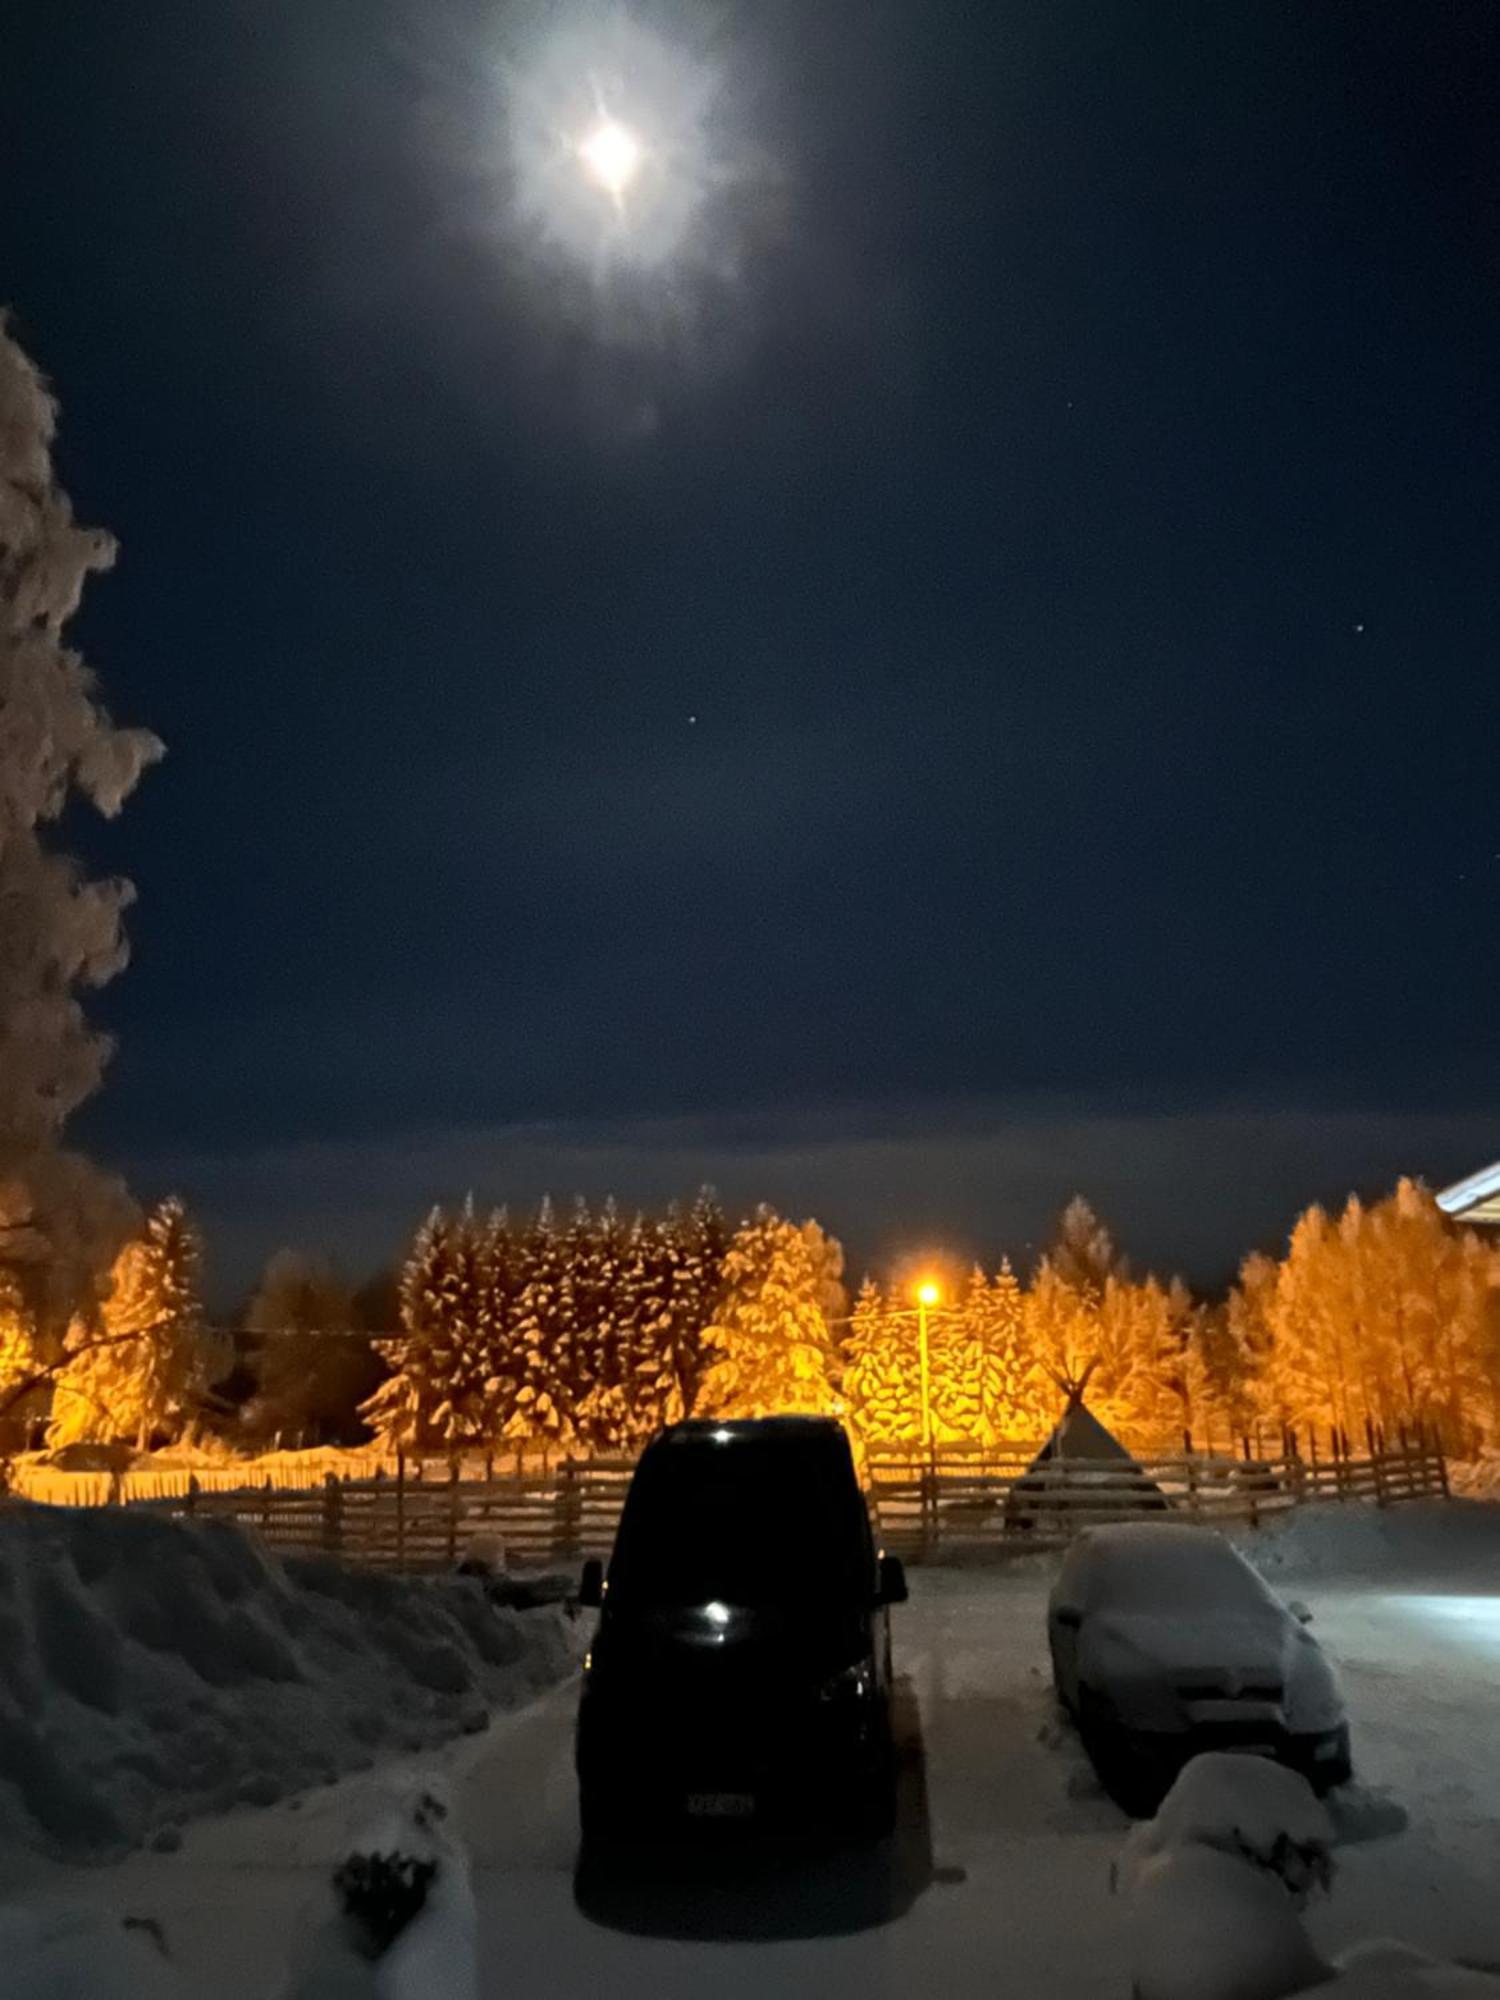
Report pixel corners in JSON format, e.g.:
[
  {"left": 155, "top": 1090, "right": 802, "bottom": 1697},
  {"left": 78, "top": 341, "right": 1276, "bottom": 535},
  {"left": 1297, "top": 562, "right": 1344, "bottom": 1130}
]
[
  {"left": 506, "top": 16, "right": 726, "bottom": 272},
  {"left": 578, "top": 118, "right": 643, "bottom": 198}
]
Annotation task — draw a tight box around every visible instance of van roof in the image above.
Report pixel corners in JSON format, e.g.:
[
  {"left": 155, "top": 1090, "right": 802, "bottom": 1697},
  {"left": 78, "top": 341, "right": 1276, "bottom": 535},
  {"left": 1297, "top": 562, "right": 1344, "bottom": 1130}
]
[{"left": 653, "top": 1416, "right": 848, "bottom": 1449}]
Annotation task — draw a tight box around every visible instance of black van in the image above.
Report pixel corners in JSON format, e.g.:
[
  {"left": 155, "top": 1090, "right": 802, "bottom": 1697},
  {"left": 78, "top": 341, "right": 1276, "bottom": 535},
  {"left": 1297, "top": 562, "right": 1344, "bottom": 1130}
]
[{"left": 575, "top": 1416, "right": 908, "bottom": 1840}]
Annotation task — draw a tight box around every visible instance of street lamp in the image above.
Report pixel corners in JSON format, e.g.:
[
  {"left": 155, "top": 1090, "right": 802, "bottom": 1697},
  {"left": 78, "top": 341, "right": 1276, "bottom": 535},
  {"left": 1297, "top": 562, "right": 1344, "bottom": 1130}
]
[{"left": 915, "top": 1280, "right": 940, "bottom": 1454}]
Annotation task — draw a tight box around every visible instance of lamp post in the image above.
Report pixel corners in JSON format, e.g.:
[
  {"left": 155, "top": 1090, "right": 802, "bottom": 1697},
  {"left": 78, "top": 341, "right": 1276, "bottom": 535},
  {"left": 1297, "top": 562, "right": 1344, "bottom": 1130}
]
[{"left": 916, "top": 1280, "right": 940, "bottom": 1453}]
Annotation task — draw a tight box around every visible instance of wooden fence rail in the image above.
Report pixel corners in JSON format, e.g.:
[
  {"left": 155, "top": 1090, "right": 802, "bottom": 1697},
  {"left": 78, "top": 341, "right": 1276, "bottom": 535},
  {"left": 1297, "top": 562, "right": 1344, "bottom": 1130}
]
[{"left": 89, "top": 1433, "right": 1449, "bottom": 1573}]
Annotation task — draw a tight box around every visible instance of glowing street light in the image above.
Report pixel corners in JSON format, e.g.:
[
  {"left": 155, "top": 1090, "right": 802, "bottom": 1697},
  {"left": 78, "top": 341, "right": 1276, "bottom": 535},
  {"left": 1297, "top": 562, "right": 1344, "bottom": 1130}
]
[
  {"left": 577, "top": 117, "right": 643, "bottom": 199},
  {"left": 915, "top": 1280, "right": 940, "bottom": 1454}
]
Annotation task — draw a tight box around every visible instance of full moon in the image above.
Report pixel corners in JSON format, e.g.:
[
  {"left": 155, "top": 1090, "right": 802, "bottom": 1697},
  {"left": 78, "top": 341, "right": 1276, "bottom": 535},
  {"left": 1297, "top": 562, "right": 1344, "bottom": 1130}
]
[{"left": 577, "top": 118, "right": 643, "bottom": 198}]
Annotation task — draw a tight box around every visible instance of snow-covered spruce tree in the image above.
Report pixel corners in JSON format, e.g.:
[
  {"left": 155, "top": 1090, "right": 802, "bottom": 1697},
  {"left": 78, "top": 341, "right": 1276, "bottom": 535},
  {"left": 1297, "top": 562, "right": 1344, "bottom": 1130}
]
[
  {"left": 976, "top": 1258, "right": 1045, "bottom": 1438},
  {"left": 666, "top": 1186, "right": 729, "bottom": 1418},
  {"left": 363, "top": 1205, "right": 490, "bottom": 1451},
  {"left": 504, "top": 1197, "right": 573, "bottom": 1452},
  {"left": 694, "top": 1207, "right": 844, "bottom": 1421},
  {"left": 244, "top": 1250, "right": 379, "bottom": 1447},
  {"left": 573, "top": 1196, "right": 629, "bottom": 1452},
  {"left": 842, "top": 1277, "right": 922, "bottom": 1440},
  {"left": 619, "top": 1211, "right": 681, "bottom": 1442},
  {"left": 48, "top": 1196, "right": 211, "bottom": 1450},
  {"left": 0, "top": 317, "right": 162, "bottom": 1333},
  {"left": 476, "top": 1206, "right": 518, "bottom": 1441}
]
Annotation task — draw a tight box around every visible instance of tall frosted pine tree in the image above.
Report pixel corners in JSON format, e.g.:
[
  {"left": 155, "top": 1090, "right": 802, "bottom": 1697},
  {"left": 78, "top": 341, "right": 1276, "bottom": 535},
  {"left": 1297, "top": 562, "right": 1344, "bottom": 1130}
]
[
  {"left": 842, "top": 1278, "right": 922, "bottom": 1439},
  {"left": 694, "top": 1207, "right": 843, "bottom": 1421},
  {"left": 48, "top": 1196, "right": 209, "bottom": 1450},
  {"left": 505, "top": 1198, "right": 572, "bottom": 1450},
  {"left": 363, "top": 1205, "right": 491, "bottom": 1451}
]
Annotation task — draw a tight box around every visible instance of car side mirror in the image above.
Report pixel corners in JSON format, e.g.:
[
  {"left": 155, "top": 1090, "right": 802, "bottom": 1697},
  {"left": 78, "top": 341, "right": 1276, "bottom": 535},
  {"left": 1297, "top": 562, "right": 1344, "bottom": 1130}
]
[
  {"left": 578, "top": 1558, "right": 604, "bottom": 1609},
  {"left": 877, "top": 1554, "right": 908, "bottom": 1606},
  {"left": 1289, "top": 1599, "right": 1313, "bottom": 1626},
  {"left": 1054, "top": 1604, "right": 1082, "bottom": 1630}
]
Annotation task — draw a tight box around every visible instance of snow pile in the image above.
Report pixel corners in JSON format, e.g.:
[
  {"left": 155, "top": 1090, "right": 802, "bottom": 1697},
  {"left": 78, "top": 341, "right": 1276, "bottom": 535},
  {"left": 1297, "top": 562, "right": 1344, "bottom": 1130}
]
[
  {"left": 1118, "top": 1755, "right": 1335, "bottom": 2000},
  {"left": 3, "top": 1775, "right": 482, "bottom": 2000},
  {"left": 0, "top": 1503, "right": 581, "bottom": 1860},
  {"left": 1119, "top": 1753, "right": 1500, "bottom": 2000},
  {"left": 1448, "top": 1456, "right": 1500, "bottom": 1501},
  {"left": 271, "top": 1776, "right": 477, "bottom": 2000}
]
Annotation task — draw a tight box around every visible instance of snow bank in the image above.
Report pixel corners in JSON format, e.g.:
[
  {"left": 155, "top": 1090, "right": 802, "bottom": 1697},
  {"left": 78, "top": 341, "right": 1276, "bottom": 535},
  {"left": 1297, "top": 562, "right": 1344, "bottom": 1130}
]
[
  {"left": 0, "top": 1503, "right": 582, "bottom": 1861},
  {"left": 1234, "top": 1502, "right": 1500, "bottom": 1584},
  {"left": 1448, "top": 1456, "right": 1500, "bottom": 1501}
]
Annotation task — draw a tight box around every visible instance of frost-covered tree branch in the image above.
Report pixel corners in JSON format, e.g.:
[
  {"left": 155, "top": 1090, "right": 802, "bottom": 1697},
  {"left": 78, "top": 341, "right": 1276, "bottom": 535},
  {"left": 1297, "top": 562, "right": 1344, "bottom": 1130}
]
[{"left": 0, "top": 314, "right": 163, "bottom": 1328}]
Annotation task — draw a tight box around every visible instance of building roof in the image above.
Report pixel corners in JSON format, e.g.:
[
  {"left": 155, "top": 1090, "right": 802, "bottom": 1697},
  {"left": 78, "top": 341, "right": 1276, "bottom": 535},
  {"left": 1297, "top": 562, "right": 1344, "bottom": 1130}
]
[{"left": 1437, "top": 1161, "right": 1500, "bottom": 1228}]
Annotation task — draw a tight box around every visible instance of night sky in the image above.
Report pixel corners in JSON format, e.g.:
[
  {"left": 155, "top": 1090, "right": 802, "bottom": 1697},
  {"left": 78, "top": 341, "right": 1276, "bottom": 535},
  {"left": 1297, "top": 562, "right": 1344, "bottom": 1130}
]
[{"left": 4, "top": 2, "right": 1497, "bottom": 1299}]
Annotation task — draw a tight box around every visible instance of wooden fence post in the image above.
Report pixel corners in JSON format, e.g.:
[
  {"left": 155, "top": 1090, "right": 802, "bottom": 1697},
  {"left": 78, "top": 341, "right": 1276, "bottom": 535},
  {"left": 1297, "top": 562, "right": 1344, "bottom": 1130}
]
[
  {"left": 1431, "top": 1421, "right": 1450, "bottom": 1500},
  {"left": 556, "top": 1458, "right": 582, "bottom": 1563},
  {"left": 1365, "top": 1419, "right": 1387, "bottom": 1506},
  {"left": 322, "top": 1473, "right": 343, "bottom": 1554},
  {"left": 396, "top": 1450, "right": 407, "bottom": 1571},
  {"left": 186, "top": 1474, "right": 199, "bottom": 1518},
  {"left": 446, "top": 1454, "right": 460, "bottom": 1567},
  {"left": 922, "top": 1448, "right": 938, "bottom": 1563}
]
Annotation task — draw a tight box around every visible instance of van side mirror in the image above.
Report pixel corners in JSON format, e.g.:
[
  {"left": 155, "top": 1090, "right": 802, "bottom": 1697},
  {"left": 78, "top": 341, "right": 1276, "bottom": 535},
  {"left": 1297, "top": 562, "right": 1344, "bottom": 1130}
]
[
  {"left": 1053, "top": 1604, "right": 1082, "bottom": 1630},
  {"left": 1289, "top": 1599, "right": 1313, "bottom": 1627},
  {"left": 877, "top": 1554, "right": 908, "bottom": 1606},
  {"left": 578, "top": 1558, "right": 604, "bottom": 1609}
]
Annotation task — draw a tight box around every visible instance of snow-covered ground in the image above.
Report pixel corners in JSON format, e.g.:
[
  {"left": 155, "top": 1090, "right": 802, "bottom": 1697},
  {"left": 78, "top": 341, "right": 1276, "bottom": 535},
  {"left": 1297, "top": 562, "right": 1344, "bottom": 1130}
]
[{"left": 9, "top": 1502, "right": 1500, "bottom": 1998}]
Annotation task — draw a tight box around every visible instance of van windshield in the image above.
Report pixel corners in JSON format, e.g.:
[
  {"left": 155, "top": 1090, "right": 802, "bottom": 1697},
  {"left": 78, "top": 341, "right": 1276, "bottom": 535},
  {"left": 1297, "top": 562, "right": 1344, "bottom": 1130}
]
[{"left": 608, "top": 1437, "right": 872, "bottom": 1608}]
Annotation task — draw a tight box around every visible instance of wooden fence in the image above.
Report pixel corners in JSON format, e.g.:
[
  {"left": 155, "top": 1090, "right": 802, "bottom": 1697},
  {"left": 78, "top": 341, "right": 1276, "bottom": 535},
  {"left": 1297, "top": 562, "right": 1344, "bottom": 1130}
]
[
  {"left": 865, "top": 1432, "right": 1448, "bottom": 1560},
  {"left": 112, "top": 1428, "right": 1449, "bottom": 1573},
  {"left": 145, "top": 1458, "right": 638, "bottom": 1572}
]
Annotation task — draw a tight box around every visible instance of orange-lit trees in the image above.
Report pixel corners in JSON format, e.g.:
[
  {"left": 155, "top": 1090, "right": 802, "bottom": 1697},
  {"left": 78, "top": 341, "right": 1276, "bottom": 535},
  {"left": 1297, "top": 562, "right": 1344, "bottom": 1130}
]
[
  {"left": 362, "top": 1205, "right": 491, "bottom": 1451},
  {"left": 694, "top": 1208, "right": 844, "bottom": 1420},
  {"left": 0, "top": 1269, "right": 43, "bottom": 1450},
  {"left": 1244, "top": 1180, "right": 1500, "bottom": 1455},
  {"left": 48, "top": 1196, "right": 210, "bottom": 1450},
  {"left": 243, "top": 1250, "right": 378, "bottom": 1447},
  {"left": 842, "top": 1278, "right": 922, "bottom": 1438},
  {"left": 933, "top": 1264, "right": 1038, "bottom": 1441}
]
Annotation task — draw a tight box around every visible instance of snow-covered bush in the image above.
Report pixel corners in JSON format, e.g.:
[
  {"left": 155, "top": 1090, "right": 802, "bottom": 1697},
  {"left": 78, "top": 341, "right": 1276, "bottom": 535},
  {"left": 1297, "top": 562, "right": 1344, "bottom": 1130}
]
[{"left": 1117, "top": 1755, "right": 1336, "bottom": 2000}]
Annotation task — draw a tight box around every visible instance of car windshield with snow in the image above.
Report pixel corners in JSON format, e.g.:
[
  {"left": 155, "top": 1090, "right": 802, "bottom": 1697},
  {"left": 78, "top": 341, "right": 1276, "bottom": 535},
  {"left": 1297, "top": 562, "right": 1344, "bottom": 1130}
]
[
  {"left": 1048, "top": 1521, "right": 1351, "bottom": 1812},
  {"left": 575, "top": 1416, "right": 907, "bottom": 1841}
]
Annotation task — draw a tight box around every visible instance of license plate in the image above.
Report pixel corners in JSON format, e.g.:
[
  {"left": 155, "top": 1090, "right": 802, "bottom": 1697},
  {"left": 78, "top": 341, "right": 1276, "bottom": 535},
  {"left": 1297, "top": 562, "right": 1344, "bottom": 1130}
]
[{"left": 686, "top": 1792, "right": 755, "bottom": 1818}]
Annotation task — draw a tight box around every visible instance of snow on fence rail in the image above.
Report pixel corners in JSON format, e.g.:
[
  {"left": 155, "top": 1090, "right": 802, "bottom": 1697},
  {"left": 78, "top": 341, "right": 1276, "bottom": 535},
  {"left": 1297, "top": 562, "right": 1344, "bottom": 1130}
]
[{"left": 43, "top": 1428, "right": 1443, "bottom": 1572}]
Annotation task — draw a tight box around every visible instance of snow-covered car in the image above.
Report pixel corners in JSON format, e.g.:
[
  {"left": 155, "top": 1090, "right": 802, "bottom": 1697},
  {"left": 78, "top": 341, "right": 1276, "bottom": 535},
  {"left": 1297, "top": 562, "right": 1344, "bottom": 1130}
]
[{"left": 1048, "top": 1521, "right": 1351, "bottom": 1812}]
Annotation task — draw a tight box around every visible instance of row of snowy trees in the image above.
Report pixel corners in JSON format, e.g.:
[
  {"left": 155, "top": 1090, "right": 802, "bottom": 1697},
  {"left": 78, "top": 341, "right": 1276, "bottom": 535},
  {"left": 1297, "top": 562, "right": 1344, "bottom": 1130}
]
[
  {"left": 364, "top": 1192, "right": 731, "bottom": 1452},
  {"left": 841, "top": 1188, "right": 1500, "bottom": 1455},
  {"left": 843, "top": 1205, "right": 1215, "bottom": 1448},
  {"left": 6, "top": 1180, "right": 1497, "bottom": 1463},
  {"left": 1229, "top": 1179, "right": 1500, "bottom": 1457}
]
